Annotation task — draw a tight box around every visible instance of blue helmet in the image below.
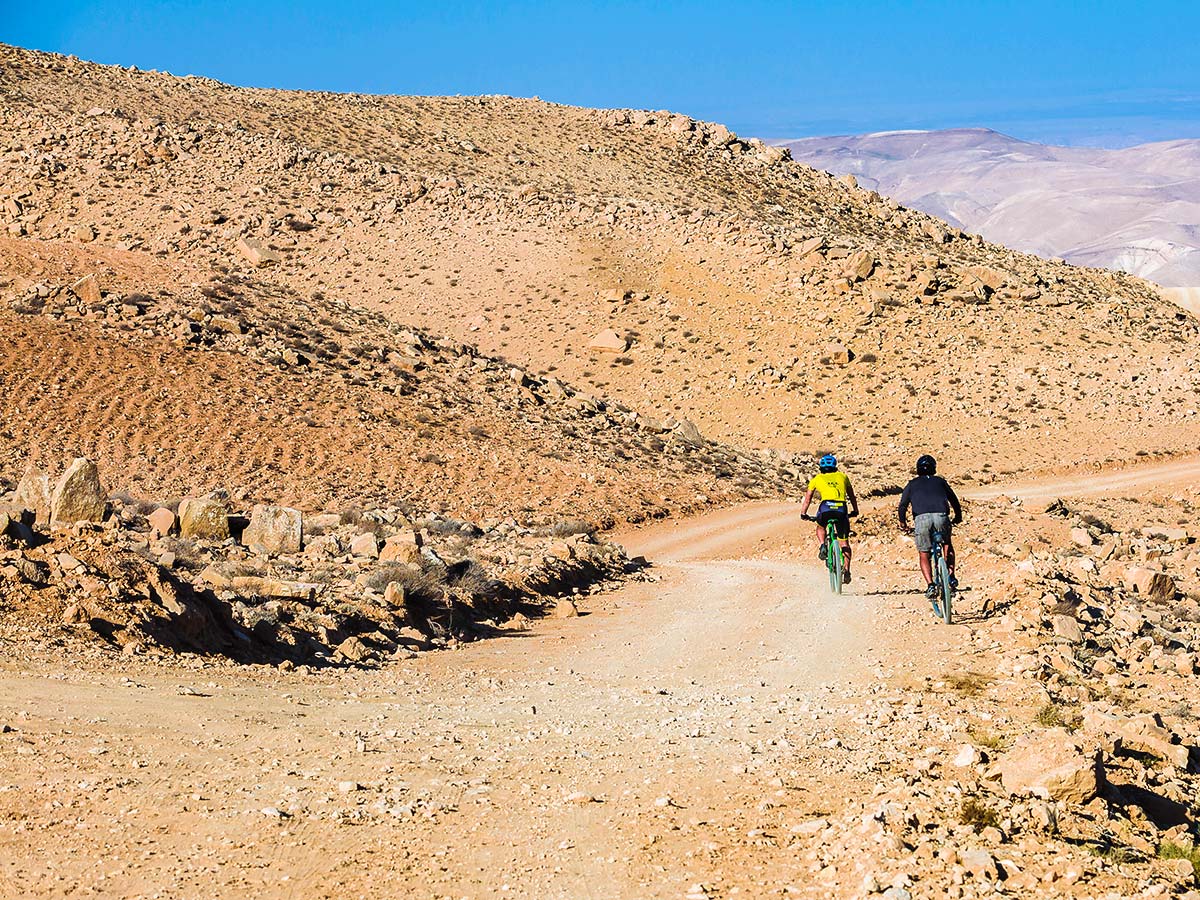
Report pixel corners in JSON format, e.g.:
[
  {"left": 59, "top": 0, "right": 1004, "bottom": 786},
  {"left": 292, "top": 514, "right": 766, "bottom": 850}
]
[{"left": 819, "top": 454, "right": 837, "bottom": 472}]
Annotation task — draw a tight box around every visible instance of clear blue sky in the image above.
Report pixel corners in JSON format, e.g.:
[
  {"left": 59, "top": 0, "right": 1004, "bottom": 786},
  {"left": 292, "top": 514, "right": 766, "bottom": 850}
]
[{"left": 7, "top": 1, "right": 1200, "bottom": 146}]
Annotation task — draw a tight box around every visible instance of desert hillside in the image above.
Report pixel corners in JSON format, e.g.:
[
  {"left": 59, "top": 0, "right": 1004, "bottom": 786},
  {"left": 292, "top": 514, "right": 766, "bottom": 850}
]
[
  {"left": 779, "top": 128, "right": 1200, "bottom": 289},
  {"left": 5, "top": 42, "right": 1200, "bottom": 900},
  {"left": 4, "top": 45, "right": 1200, "bottom": 489}
]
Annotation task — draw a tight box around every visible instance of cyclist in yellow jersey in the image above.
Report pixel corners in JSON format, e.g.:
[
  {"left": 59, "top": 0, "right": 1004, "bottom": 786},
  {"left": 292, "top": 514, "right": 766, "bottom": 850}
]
[{"left": 799, "top": 454, "right": 860, "bottom": 582}]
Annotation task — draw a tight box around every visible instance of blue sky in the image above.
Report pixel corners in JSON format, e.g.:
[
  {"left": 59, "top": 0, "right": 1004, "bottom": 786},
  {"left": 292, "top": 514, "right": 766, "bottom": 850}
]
[{"left": 7, "top": 1, "right": 1200, "bottom": 147}]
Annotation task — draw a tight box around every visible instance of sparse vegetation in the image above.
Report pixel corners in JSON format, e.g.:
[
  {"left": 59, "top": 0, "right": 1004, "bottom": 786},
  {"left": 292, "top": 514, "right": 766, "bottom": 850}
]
[
  {"left": 363, "top": 562, "right": 443, "bottom": 603},
  {"left": 1158, "top": 842, "right": 1200, "bottom": 880},
  {"left": 1034, "top": 702, "right": 1067, "bottom": 728},
  {"left": 960, "top": 798, "right": 1002, "bottom": 832},
  {"left": 944, "top": 671, "right": 992, "bottom": 696},
  {"left": 548, "top": 518, "right": 595, "bottom": 538},
  {"left": 966, "top": 726, "right": 1007, "bottom": 752}
]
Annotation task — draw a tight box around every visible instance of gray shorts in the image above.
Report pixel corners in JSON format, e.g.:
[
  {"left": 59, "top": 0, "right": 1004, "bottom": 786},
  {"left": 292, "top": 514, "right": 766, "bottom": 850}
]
[{"left": 914, "top": 513, "right": 951, "bottom": 553}]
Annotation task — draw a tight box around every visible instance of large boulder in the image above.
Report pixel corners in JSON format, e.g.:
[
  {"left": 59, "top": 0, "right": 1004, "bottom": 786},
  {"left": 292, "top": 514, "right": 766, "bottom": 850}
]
[
  {"left": 242, "top": 505, "right": 303, "bottom": 555},
  {"left": 350, "top": 532, "right": 380, "bottom": 558},
  {"left": 995, "top": 729, "right": 1103, "bottom": 804},
  {"left": 1081, "top": 708, "right": 1191, "bottom": 769},
  {"left": 178, "top": 497, "right": 230, "bottom": 541},
  {"left": 379, "top": 528, "right": 423, "bottom": 564},
  {"left": 49, "top": 458, "right": 106, "bottom": 527},
  {"left": 14, "top": 464, "right": 53, "bottom": 525},
  {"left": 236, "top": 236, "right": 281, "bottom": 267},
  {"left": 843, "top": 250, "right": 875, "bottom": 282},
  {"left": 1123, "top": 566, "right": 1175, "bottom": 602},
  {"left": 588, "top": 329, "right": 628, "bottom": 353},
  {"left": 147, "top": 506, "right": 177, "bottom": 539},
  {"left": 70, "top": 273, "right": 102, "bottom": 304}
]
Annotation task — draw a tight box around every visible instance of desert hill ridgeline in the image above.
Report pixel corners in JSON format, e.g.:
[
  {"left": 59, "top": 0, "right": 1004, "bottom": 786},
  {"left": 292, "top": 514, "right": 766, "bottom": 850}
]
[{"left": 3, "top": 43, "right": 1200, "bottom": 515}]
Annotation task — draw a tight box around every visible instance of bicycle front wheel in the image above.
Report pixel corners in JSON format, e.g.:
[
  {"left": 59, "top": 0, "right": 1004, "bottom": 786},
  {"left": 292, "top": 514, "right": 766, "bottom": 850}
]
[
  {"left": 829, "top": 541, "right": 843, "bottom": 595},
  {"left": 937, "top": 554, "right": 953, "bottom": 624}
]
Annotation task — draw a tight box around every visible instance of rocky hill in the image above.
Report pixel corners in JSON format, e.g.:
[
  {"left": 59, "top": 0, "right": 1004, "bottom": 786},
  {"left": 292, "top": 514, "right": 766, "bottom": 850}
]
[{"left": 4, "top": 44, "right": 1200, "bottom": 495}]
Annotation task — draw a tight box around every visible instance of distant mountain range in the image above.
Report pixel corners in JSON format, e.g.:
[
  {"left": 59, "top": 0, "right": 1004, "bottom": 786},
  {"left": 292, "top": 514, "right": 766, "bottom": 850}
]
[{"left": 776, "top": 128, "right": 1200, "bottom": 288}]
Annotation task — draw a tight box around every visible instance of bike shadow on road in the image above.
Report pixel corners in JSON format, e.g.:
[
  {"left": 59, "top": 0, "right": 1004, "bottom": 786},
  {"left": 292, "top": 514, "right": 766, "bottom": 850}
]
[{"left": 868, "top": 586, "right": 1010, "bottom": 624}]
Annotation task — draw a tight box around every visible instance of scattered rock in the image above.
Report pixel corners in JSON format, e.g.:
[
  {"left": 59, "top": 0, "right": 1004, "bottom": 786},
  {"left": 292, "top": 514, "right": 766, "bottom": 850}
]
[
  {"left": 178, "top": 497, "right": 230, "bottom": 541},
  {"left": 1123, "top": 566, "right": 1175, "bottom": 602},
  {"left": 995, "top": 729, "right": 1103, "bottom": 804},
  {"left": 69, "top": 273, "right": 102, "bottom": 304},
  {"left": 147, "top": 506, "right": 176, "bottom": 539},
  {"left": 588, "top": 329, "right": 628, "bottom": 353},
  {"left": 242, "top": 504, "right": 303, "bottom": 555},
  {"left": 49, "top": 458, "right": 106, "bottom": 527},
  {"left": 236, "top": 236, "right": 281, "bottom": 267}
]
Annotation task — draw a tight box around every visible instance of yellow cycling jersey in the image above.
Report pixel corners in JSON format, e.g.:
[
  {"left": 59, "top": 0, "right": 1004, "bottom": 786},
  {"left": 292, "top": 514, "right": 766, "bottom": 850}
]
[{"left": 807, "top": 471, "right": 850, "bottom": 507}]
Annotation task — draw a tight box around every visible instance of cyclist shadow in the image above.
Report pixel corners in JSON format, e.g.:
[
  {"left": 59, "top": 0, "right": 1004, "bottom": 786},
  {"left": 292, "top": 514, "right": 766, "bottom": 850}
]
[{"left": 871, "top": 586, "right": 1009, "bottom": 623}]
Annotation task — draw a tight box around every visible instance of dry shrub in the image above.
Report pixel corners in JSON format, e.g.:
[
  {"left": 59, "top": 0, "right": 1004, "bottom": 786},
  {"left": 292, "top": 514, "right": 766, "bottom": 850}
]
[
  {"left": 960, "top": 798, "right": 1002, "bottom": 832},
  {"left": 364, "top": 563, "right": 443, "bottom": 604},
  {"left": 548, "top": 518, "right": 595, "bottom": 538}
]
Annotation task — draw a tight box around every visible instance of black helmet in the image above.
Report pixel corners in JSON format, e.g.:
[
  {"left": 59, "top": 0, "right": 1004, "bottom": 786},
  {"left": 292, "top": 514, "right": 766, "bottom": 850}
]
[{"left": 916, "top": 454, "right": 936, "bottom": 476}]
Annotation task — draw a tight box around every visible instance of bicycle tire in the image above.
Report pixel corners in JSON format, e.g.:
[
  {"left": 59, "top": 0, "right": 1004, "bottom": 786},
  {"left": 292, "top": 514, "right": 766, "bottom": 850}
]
[
  {"left": 829, "top": 538, "right": 843, "bottom": 595},
  {"left": 937, "top": 554, "right": 953, "bottom": 624}
]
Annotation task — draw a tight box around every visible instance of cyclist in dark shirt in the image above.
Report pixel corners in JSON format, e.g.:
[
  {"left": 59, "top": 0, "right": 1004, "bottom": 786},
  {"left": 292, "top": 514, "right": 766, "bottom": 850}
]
[{"left": 898, "top": 455, "right": 962, "bottom": 599}]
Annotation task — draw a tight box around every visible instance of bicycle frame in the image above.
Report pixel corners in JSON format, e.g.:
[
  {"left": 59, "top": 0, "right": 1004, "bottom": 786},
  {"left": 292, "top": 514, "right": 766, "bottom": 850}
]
[
  {"left": 824, "top": 517, "right": 843, "bottom": 594},
  {"left": 929, "top": 528, "right": 953, "bottom": 624}
]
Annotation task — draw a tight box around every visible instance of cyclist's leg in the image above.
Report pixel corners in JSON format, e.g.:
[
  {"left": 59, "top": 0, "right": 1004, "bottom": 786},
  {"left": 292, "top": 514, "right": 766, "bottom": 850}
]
[
  {"left": 837, "top": 511, "right": 852, "bottom": 574},
  {"left": 914, "top": 514, "right": 935, "bottom": 585},
  {"left": 918, "top": 550, "right": 933, "bottom": 584},
  {"left": 936, "top": 516, "right": 956, "bottom": 579}
]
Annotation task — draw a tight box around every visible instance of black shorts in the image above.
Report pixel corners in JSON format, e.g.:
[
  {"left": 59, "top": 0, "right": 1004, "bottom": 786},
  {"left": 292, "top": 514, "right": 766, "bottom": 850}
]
[{"left": 816, "top": 508, "right": 851, "bottom": 540}]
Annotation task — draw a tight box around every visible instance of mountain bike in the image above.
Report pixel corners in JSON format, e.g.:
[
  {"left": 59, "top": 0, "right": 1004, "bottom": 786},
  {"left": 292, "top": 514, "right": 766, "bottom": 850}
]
[
  {"left": 802, "top": 512, "right": 853, "bottom": 595},
  {"left": 929, "top": 527, "right": 954, "bottom": 624}
]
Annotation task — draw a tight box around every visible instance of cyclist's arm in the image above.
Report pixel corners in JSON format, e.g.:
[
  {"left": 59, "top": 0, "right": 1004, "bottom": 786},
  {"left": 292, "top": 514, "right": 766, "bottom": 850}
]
[
  {"left": 800, "top": 488, "right": 817, "bottom": 516},
  {"left": 897, "top": 483, "right": 911, "bottom": 528},
  {"left": 846, "top": 481, "right": 860, "bottom": 517},
  {"left": 946, "top": 482, "right": 963, "bottom": 523}
]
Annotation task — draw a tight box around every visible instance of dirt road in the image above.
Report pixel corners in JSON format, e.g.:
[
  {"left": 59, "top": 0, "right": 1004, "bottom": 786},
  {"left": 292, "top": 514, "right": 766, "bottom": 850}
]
[
  {"left": 8, "top": 459, "right": 1196, "bottom": 899},
  {"left": 968, "top": 455, "right": 1200, "bottom": 504},
  {"left": 2, "top": 500, "right": 979, "bottom": 900}
]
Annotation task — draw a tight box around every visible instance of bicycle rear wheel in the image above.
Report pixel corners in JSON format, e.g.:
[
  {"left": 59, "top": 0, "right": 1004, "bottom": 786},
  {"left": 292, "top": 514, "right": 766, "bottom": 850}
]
[
  {"left": 936, "top": 554, "right": 953, "bottom": 624},
  {"left": 829, "top": 540, "right": 843, "bottom": 594}
]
